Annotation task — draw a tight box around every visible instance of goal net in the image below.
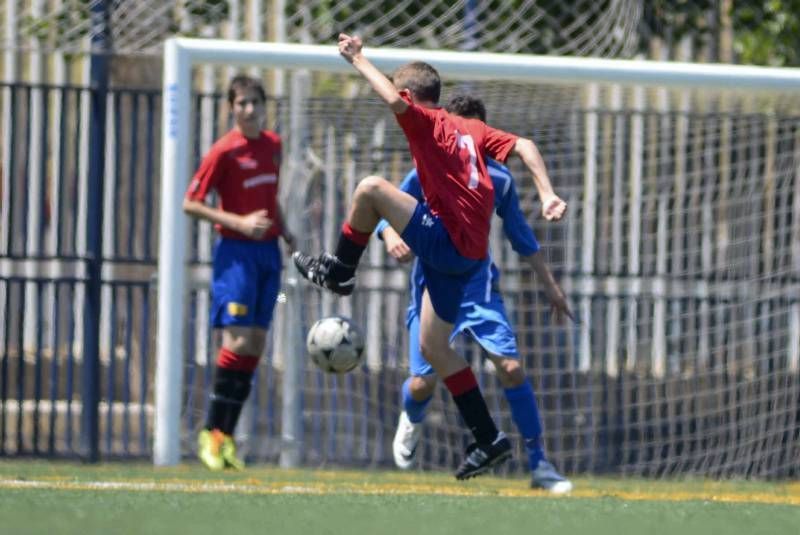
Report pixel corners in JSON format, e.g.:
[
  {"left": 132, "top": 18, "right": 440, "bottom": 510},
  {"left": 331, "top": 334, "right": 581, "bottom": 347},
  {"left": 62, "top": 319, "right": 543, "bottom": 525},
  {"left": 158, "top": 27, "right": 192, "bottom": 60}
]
[
  {"left": 2, "top": 0, "right": 640, "bottom": 58},
  {"left": 159, "top": 38, "right": 800, "bottom": 478}
]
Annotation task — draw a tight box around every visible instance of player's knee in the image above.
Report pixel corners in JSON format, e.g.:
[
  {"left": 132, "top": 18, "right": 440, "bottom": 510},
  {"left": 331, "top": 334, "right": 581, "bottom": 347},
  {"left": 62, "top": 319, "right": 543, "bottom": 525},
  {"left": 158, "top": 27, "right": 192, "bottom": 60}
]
[
  {"left": 409, "top": 375, "right": 437, "bottom": 399},
  {"left": 494, "top": 358, "right": 526, "bottom": 388},
  {"left": 224, "top": 335, "right": 248, "bottom": 354},
  {"left": 231, "top": 340, "right": 263, "bottom": 356},
  {"left": 419, "top": 339, "right": 448, "bottom": 366},
  {"left": 223, "top": 329, "right": 265, "bottom": 356},
  {"left": 355, "top": 175, "right": 389, "bottom": 199}
]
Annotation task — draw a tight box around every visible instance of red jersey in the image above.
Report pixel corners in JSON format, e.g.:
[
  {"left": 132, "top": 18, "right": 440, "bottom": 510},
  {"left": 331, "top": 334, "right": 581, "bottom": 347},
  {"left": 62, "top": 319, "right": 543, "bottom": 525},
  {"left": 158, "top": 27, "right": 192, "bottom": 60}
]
[
  {"left": 395, "top": 91, "right": 518, "bottom": 259},
  {"left": 186, "top": 129, "right": 283, "bottom": 240}
]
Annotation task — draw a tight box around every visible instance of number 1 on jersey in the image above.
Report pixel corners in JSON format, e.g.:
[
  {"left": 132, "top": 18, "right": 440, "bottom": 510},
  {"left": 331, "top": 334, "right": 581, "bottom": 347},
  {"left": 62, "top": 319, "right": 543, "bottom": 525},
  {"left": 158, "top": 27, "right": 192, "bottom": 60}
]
[{"left": 456, "top": 132, "right": 479, "bottom": 189}]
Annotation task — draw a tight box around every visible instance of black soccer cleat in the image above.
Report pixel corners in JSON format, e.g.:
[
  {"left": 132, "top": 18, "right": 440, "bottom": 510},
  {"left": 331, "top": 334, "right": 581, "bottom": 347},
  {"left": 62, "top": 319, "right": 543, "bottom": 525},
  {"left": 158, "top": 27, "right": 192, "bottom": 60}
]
[
  {"left": 454, "top": 432, "right": 512, "bottom": 480},
  {"left": 292, "top": 251, "right": 356, "bottom": 296}
]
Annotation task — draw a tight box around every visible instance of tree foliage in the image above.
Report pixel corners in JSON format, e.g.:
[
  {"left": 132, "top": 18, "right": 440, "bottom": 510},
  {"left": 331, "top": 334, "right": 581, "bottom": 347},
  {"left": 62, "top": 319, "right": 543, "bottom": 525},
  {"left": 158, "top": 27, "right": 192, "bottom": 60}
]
[
  {"left": 732, "top": 0, "right": 800, "bottom": 66},
  {"left": 641, "top": 0, "right": 715, "bottom": 42}
]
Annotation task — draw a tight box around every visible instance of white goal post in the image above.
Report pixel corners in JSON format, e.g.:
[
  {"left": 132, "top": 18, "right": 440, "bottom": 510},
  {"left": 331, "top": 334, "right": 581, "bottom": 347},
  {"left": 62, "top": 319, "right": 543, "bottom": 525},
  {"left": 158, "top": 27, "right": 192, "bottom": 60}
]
[{"left": 156, "top": 37, "right": 800, "bottom": 467}]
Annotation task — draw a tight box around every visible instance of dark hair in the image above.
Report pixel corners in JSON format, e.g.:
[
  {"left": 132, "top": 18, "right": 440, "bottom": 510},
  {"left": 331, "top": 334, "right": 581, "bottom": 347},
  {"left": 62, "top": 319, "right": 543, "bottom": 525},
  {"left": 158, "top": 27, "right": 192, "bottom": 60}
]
[
  {"left": 445, "top": 94, "right": 486, "bottom": 122},
  {"left": 391, "top": 61, "right": 441, "bottom": 104},
  {"left": 227, "top": 74, "right": 267, "bottom": 105}
]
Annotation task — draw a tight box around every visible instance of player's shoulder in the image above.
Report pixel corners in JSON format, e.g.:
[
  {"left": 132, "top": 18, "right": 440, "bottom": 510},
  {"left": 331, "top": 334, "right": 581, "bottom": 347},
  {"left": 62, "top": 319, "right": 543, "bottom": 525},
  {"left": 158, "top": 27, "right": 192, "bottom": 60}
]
[
  {"left": 396, "top": 92, "right": 436, "bottom": 119},
  {"left": 419, "top": 103, "right": 447, "bottom": 121},
  {"left": 456, "top": 115, "right": 500, "bottom": 138},
  {"left": 260, "top": 129, "right": 282, "bottom": 143},
  {"left": 443, "top": 110, "right": 472, "bottom": 126},
  {"left": 209, "top": 129, "right": 246, "bottom": 155}
]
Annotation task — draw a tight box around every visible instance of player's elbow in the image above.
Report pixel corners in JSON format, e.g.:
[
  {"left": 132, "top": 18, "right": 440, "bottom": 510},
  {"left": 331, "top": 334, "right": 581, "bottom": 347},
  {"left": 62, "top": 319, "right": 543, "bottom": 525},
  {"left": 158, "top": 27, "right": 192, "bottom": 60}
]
[
  {"left": 182, "top": 198, "right": 199, "bottom": 215},
  {"left": 514, "top": 137, "right": 536, "bottom": 156}
]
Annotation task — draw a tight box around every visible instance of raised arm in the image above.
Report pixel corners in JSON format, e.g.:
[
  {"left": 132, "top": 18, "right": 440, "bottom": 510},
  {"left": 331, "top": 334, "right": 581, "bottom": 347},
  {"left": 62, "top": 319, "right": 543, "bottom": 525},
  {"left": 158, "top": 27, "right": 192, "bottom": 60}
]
[
  {"left": 512, "top": 137, "right": 567, "bottom": 222},
  {"left": 338, "top": 33, "right": 408, "bottom": 114}
]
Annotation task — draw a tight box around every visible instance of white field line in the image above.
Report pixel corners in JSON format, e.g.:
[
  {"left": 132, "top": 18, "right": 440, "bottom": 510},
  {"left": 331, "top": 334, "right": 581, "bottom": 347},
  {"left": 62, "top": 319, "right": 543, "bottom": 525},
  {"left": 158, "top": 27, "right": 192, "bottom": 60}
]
[
  {"left": 0, "top": 479, "right": 322, "bottom": 495},
  {"left": 1, "top": 478, "right": 798, "bottom": 505}
]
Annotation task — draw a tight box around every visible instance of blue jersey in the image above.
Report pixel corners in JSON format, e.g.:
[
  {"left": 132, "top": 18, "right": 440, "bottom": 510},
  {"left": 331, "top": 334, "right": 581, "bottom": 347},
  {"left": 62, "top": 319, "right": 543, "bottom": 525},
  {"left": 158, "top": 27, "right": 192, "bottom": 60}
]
[{"left": 376, "top": 159, "right": 540, "bottom": 326}]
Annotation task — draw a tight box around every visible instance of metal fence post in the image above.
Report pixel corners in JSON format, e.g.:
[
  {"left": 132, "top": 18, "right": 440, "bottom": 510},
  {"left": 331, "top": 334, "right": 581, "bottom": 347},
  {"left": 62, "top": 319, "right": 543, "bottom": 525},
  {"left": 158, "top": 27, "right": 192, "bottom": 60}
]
[
  {"left": 279, "top": 70, "right": 310, "bottom": 468},
  {"left": 80, "top": 0, "right": 110, "bottom": 463}
]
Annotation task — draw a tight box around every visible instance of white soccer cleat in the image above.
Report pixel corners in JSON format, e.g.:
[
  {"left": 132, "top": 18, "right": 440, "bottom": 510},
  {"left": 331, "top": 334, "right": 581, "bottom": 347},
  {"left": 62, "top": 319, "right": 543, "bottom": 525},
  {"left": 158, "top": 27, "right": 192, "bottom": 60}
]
[
  {"left": 392, "top": 411, "right": 422, "bottom": 470},
  {"left": 531, "top": 459, "right": 573, "bottom": 495}
]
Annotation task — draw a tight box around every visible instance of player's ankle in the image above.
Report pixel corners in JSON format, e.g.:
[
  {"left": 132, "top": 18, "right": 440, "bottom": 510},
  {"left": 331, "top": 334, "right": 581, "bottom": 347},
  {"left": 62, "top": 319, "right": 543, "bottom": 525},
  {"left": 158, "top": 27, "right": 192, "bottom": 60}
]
[
  {"left": 329, "top": 255, "right": 356, "bottom": 278},
  {"left": 335, "top": 224, "right": 369, "bottom": 266}
]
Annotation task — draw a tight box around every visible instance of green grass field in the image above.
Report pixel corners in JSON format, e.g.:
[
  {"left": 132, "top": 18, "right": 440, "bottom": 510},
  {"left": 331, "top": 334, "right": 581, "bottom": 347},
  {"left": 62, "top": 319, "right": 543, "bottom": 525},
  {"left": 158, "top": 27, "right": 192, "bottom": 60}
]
[{"left": 1, "top": 460, "right": 797, "bottom": 535}]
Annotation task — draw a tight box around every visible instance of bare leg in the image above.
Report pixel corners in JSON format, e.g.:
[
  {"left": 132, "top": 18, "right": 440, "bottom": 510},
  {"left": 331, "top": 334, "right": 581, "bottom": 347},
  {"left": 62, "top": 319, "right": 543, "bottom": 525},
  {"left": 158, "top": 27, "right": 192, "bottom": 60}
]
[
  {"left": 487, "top": 354, "right": 526, "bottom": 388},
  {"left": 408, "top": 375, "right": 437, "bottom": 400},
  {"left": 418, "top": 289, "right": 503, "bottom": 446},
  {"left": 222, "top": 326, "right": 266, "bottom": 355},
  {"left": 346, "top": 175, "right": 418, "bottom": 234},
  {"left": 418, "top": 290, "right": 470, "bottom": 377},
  {"left": 293, "top": 175, "right": 419, "bottom": 294}
]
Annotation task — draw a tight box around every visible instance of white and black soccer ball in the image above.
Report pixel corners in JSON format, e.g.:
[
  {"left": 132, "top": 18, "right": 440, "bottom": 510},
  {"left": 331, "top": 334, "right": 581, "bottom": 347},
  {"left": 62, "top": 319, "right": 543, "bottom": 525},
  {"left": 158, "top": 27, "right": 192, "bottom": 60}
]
[{"left": 306, "top": 316, "right": 366, "bottom": 373}]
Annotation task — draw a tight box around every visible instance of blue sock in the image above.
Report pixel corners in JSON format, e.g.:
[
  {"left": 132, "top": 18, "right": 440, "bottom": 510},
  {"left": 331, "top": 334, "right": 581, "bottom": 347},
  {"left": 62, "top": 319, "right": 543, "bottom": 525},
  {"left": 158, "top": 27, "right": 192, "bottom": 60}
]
[
  {"left": 402, "top": 377, "right": 432, "bottom": 424},
  {"left": 503, "top": 380, "right": 545, "bottom": 470}
]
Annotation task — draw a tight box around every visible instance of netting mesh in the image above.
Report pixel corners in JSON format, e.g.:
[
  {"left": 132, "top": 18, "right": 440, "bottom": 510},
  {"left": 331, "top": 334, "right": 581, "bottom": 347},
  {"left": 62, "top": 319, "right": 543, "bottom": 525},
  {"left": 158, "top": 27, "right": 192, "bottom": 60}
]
[
  {"left": 284, "top": 0, "right": 641, "bottom": 56},
  {"left": 177, "top": 66, "right": 800, "bottom": 478},
  {"left": 2, "top": 0, "right": 641, "bottom": 57}
]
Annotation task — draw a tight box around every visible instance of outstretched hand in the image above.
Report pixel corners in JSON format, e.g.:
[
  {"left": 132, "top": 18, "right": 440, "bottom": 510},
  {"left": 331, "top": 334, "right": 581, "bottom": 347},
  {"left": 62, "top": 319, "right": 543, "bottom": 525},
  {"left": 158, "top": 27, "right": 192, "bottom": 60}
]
[
  {"left": 541, "top": 194, "right": 567, "bottom": 221},
  {"left": 338, "top": 33, "right": 363, "bottom": 63},
  {"left": 543, "top": 284, "right": 575, "bottom": 325},
  {"left": 525, "top": 252, "right": 575, "bottom": 325}
]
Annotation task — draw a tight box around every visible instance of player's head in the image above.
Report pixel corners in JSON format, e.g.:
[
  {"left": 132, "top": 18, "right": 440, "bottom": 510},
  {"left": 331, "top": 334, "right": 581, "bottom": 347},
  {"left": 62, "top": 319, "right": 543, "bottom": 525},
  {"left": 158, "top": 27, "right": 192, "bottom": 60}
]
[
  {"left": 391, "top": 61, "right": 441, "bottom": 105},
  {"left": 228, "top": 74, "right": 266, "bottom": 136},
  {"left": 227, "top": 74, "right": 266, "bottom": 105},
  {"left": 445, "top": 94, "right": 486, "bottom": 122}
]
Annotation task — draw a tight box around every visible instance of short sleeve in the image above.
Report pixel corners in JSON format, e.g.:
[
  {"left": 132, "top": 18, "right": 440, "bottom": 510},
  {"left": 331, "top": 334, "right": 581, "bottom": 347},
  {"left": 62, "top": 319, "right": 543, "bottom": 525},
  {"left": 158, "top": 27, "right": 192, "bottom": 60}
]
[
  {"left": 482, "top": 125, "right": 518, "bottom": 163},
  {"left": 186, "top": 146, "right": 225, "bottom": 202}
]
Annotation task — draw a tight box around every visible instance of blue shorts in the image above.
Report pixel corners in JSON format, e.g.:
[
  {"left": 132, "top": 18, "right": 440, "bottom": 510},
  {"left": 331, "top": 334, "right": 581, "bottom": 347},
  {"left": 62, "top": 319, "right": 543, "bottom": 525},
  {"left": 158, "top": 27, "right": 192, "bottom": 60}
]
[
  {"left": 408, "top": 290, "right": 519, "bottom": 376},
  {"left": 210, "top": 238, "right": 282, "bottom": 329},
  {"left": 400, "top": 203, "right": 482, "bottom": 323}
]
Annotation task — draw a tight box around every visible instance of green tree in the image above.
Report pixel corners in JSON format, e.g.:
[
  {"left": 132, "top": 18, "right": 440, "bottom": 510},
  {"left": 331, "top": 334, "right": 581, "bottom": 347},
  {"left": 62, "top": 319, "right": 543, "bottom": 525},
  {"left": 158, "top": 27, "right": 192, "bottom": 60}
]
[
  {"left": 641, "top": 0, "right": 714, "bottom": 42},
  {"left": 732, "top": 0, "right": 800, "bottom": 66}
]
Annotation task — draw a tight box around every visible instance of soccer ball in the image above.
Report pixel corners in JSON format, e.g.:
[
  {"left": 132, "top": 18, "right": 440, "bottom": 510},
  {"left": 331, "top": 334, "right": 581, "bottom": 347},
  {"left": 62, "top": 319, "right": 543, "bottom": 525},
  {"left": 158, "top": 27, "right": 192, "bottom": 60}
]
[{"left": 306, "top": 316, "right": 366, "bottom": 373}]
